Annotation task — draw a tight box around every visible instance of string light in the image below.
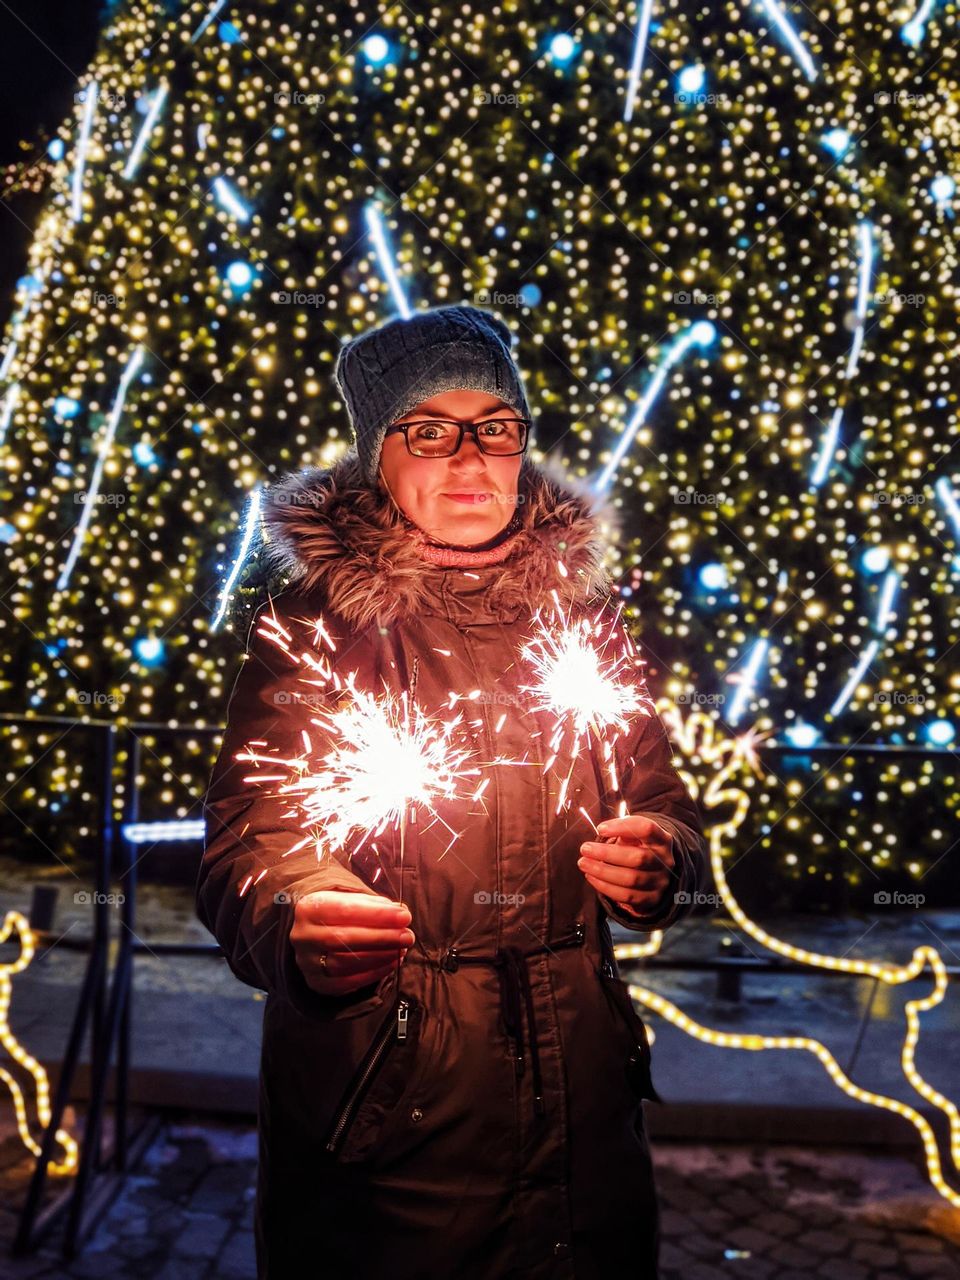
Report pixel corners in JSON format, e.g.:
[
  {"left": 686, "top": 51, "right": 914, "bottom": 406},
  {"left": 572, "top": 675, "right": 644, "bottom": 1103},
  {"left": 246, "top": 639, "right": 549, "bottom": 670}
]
[
  {"left": 0, "top": 912, "right": 78, "bottom": 1175},
  {"left": 614, "top": 708, "right": 960, "bottom": 1207}
]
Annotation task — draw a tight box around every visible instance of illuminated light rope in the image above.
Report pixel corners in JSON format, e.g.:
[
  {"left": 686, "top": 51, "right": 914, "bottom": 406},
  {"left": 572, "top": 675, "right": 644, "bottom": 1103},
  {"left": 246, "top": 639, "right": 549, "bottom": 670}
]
[
  {"left": 211, "top": 486, "right": 263, "bottom": 632},
  {"left": 934, "top": 476, "right": 960, "bottom": 539},
  {"left": 613, "top": 709, "right": 960, "bottom": 1207},
  {"left": 593, "top": 320, "right": 716, "bottom": 494},
  {"left": 874, "top": 570, "right": 899, "bottom": 632},
  {"left": 812, "top": 220, "right": 875, "bottom": 488},
  {"left": 212, "top": 175, "right": 251, "bottom": 222},
  {"left": 123, "top": 82, "right": 170, "bottom": 180},
  {"left": 71, "top": 80, "right": 98, "bottom": 223},
  {"left": 57, "top": 345, "right": 145, "bottom": 592},
  {"left": 623, "top": 0, "right": 654, "bottom": 123},
  {"left": 0, "top": 912, "right": 78, "bottom": 1175},
  {"left": 902, "top": 0, "right": 938, "bottom": 46},
  {"left": 364, "top": 204, "right": 411, "bottom": 319},
  {"left": 0, "top": 383, "right": 20, "bottom": 452},
  {"left": 190, "top": 0, "right": 229, "bottom": 45},
  {"left": 623, "top": 0, "right": 816, "bottom": 118},
  {"left": 122, "top": 820, "right": 206, "bottom": 843},
  {"left": 726, "top": 636, "right": 769, "bottom": 727},
  {"left": 829, "top": 639, "right": 880, "bottom": 717},
  {"left": 754, "top": 0, "right": 818, "bottom": 81}
]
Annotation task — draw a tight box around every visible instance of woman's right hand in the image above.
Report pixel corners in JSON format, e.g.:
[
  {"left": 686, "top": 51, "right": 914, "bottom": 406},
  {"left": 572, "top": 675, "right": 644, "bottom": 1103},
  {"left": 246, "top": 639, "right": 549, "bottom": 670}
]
[{"left": 291, "top": 889, "right": 415, "bottom": 997}]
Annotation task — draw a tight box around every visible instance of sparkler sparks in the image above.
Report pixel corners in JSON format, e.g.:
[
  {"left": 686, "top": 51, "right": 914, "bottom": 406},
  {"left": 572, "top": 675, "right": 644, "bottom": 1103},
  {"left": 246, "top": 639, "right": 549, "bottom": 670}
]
[
  {"left": 519, "top": 590, "right": 657, "bottom": 812},
  {"left": 234, "top": 611, "right": 488, "bottom": 876}
]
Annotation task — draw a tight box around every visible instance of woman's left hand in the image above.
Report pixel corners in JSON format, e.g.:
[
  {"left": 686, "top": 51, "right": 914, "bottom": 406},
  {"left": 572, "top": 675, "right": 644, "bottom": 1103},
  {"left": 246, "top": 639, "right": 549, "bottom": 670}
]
[{"left": 578, "top": 814, "right": 675, "bottom": 916}]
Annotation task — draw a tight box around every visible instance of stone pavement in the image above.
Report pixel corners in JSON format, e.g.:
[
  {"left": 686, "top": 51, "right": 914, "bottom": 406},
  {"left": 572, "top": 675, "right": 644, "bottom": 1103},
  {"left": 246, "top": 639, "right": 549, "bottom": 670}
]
[{"left": 1, "top": 1114, "right": 959, "bottom": 1279}]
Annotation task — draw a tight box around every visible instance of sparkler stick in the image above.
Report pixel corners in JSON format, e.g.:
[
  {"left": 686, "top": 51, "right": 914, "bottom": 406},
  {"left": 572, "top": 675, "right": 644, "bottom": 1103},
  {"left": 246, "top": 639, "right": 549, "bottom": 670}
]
[{"left": 396, "top": 656, "right": 419, "bottom": 986}]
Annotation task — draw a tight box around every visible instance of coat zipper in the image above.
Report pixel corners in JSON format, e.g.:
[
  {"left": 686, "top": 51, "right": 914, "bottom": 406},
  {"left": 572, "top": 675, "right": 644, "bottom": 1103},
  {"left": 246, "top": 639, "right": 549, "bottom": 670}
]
[{"left": 325, "top": 996, "right": 411, "bottom": 1155}]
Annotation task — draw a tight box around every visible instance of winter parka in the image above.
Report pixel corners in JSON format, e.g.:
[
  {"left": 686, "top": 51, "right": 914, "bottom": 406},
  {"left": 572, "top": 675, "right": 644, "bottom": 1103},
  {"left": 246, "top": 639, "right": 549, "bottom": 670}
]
[{"left": 197, "top": 450, "right": 706, "bottom": 1280}]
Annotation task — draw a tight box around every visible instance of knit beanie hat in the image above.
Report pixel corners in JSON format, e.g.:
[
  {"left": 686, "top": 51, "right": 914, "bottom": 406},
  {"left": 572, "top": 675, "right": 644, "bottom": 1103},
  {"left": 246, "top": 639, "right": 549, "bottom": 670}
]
[{"left": 333, "top": 303, "right": 532, "bottom": 484}]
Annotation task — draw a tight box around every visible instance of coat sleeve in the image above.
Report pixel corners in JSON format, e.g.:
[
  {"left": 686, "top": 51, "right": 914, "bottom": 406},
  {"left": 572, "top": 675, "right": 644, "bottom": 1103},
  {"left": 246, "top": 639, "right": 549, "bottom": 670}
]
[
  {"left": 197, "top": 596, "right": 393, "bottom": 1020},
  {"left": 595, "top": 620, "right": 707, "bottom": 934}
]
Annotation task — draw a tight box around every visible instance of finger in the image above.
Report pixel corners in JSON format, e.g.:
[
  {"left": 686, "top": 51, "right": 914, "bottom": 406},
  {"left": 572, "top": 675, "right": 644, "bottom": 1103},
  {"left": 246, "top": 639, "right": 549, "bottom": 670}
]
[
  {"left": 298, "top": 890, "right": 412, "bottom": 924},
  {"left": 580, "top": 840, "right": 675, "bottom": 873},
  {"left": 584, "top": 873, "right": 664, "bottom": 910},
  {"left": 299, "top": 926, "right": 416, "bottom": 950},
  {"left": 595, "top": 815, "right": 672, "bottom": 841},
  {"left": 312, "top": 966, "right": 393, "bottom": 993},
  {"left": 322, "top": 948, "right": 409, "bottom": 974},
  {"left": 577, "top": 856, "right": 667, "bottom": 890}
]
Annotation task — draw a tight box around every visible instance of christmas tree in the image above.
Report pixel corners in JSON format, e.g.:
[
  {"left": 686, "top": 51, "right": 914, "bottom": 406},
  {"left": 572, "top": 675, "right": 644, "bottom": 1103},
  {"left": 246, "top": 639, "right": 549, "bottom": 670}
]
[{"left": 0, "top": 0, "right": 957, "bottom": 908}]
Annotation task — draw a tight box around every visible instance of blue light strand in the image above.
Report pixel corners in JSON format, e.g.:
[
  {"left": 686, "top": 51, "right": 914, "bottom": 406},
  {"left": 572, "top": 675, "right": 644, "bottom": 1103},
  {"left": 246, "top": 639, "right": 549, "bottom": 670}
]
[
  {"left": 828, "top": 639, "right": 880, "bottom": 717},
  {"left": 934, "top": 476, "right": 960, "bottom": 539},
  {"left": 593, "top": 320, "right": 716, "bottom": 494},
  {"left": 71, "top": 82, "right": 99, "bottom": 222},
  {"left": 901, "top": 0, "right": 937, "bottom": 46},
  {"left": 754, "top": 0, "right": 818, "bottom": 81},
  {"left": 364, "top": 204, "right": 411, "bottom": 318},
  {"left": 726, "top": 637, "right": 770, "bottom": 726},
  {"left": 211, "top": 486, "right": 263, "bottom": 632},
  {"left": 212, "top": 175, "right": 252, "bottom": 222},
  {"left": 190, "top": 0, "right": 229, "bottom": 45},
  {"left": 0, "top": 384, "right": 20, "bottom": 452},
  {"left": 57, "top": 346, "right": 145, "bottom": 592},
  {"left": 811, "top": 221, "right": 875, "bottom": 488},
  {"left": 624, "top": 0, "right": 654, "bottom": 124},
  {"left": 123, "top": 83, "right": 170, "bottom": 180}
]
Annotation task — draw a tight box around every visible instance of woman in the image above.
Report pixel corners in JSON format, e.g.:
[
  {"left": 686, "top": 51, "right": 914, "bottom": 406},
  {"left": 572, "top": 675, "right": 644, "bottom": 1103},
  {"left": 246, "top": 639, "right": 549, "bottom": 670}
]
[{"left": 198, "top": 304, "right": 706, "bottom": 1279}]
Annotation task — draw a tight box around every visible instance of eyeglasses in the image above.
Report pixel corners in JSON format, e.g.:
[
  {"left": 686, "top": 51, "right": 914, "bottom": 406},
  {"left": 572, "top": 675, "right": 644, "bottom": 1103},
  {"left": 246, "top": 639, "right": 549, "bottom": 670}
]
[{"left": 383, "top": 416, "right": 531, "bottom": 458}]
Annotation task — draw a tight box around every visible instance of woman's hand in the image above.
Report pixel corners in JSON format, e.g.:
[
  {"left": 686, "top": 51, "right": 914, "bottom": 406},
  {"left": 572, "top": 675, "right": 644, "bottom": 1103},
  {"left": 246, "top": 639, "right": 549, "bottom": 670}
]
[
  {"left": 578, "top": 815, "right": 675, "bottom": 916},
  {"left": 291, "top": 890, "right": 415, "bottom": 997}
]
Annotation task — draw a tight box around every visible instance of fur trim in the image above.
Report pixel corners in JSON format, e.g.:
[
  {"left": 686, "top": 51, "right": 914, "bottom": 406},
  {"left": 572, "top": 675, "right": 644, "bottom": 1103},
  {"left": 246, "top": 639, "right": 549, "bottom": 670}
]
[{"left": 258, "top": 449, "right": 617, "bottom": 629}]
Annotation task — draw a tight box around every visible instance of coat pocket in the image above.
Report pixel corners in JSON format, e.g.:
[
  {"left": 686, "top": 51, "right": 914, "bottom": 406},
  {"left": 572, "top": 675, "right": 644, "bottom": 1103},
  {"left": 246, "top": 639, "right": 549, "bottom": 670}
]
[
  {"left": 323, "top": 992, "right": 425, "bottom": 1163},
  {"left": 596, "top": 966, "right": 662, "bottom": 1103}
]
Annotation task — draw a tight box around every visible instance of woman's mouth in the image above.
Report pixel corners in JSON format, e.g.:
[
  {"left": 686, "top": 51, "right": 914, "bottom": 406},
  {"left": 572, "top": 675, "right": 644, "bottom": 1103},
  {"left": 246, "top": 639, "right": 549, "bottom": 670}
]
[{"left": 441, "top": 492, "right": 491, "bottom": 505}]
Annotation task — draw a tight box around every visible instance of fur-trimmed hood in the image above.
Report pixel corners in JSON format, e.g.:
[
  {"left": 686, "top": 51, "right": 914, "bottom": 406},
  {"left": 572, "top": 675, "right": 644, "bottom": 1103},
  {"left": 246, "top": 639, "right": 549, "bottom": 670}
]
[{"left": 257, "top": 450, "right": 617, "bottom": 630}]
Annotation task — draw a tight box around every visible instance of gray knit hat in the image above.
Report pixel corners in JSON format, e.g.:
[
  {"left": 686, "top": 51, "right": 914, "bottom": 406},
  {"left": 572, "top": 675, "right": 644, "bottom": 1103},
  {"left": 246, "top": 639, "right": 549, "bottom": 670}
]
[{"left": 333, "top": 304, "right": 532, "bottom": 483}]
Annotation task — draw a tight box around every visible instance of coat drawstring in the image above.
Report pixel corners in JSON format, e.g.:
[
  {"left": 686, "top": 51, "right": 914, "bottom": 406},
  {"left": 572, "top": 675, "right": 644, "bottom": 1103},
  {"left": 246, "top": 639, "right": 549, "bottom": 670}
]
[
  {"left": 494, "top": 946, "right": 546, "bottom": 1117},
  {"left": 437, "top": 922, "right": 585, "bottom": 1124}
]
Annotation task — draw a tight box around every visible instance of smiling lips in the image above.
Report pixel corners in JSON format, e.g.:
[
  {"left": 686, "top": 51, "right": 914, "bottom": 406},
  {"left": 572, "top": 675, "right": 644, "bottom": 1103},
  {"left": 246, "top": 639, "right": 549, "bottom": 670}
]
[{"left": 441, "top": 492, "right": 492, "bottom": 504}]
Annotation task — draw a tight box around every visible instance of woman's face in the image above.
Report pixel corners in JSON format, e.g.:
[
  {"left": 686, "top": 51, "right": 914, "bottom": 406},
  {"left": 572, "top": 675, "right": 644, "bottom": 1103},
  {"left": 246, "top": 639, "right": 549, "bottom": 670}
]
[{"left": 377, "top": 389, "right": 523, "bottom": 545}]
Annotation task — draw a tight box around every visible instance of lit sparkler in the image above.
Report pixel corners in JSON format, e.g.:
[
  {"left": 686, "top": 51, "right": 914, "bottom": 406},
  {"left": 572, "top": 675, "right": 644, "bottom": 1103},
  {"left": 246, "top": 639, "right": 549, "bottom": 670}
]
[
  {"left": 519, "top": 590, "right": 657, "bottom": 812},
  {"left": 234, "top": 612, "right": 490, "bottom": 882}
]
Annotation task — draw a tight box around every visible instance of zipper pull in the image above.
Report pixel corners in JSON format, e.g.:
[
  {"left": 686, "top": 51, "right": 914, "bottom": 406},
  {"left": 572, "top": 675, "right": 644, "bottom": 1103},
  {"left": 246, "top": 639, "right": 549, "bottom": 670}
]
[{"left": 397, "top": 998, "right": 409, "bottom": 1042}]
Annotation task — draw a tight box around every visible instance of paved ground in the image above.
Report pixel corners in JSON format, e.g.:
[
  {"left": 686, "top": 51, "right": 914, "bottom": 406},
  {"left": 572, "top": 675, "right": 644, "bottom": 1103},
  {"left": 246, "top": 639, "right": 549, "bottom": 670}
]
[{"left": 2, "top": 1113, "right": 959, "bottom": 1278}]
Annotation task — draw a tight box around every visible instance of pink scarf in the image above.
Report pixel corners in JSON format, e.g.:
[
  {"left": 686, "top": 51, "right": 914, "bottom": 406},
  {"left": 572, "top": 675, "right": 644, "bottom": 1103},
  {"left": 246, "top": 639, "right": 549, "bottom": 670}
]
[{"left": 411, "top": 528, "right": 522, "bottom": 568}]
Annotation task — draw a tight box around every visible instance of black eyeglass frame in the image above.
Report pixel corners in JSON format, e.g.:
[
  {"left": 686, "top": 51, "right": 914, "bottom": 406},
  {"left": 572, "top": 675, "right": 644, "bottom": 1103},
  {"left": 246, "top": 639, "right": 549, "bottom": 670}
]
[{"left": 382, "top": 416, "right": 531, "bottom": 458}]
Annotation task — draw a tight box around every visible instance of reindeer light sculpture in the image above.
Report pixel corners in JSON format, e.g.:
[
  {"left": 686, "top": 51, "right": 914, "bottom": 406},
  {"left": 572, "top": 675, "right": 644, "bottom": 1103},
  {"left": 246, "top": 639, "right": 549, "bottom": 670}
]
[{"left": 613, "top": 705, "right": 960, "bottom": 1208}]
